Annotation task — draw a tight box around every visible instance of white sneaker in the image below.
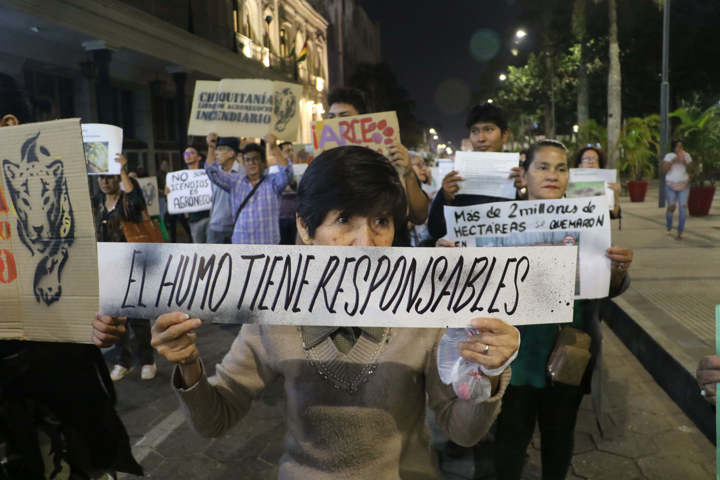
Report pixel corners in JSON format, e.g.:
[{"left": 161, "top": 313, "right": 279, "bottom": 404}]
[
  {"left": 141, "top": 363, "right": 157, "bottom": 380},
  {"left": 110, "top": 364, "right": 133, "bottom": 381}
]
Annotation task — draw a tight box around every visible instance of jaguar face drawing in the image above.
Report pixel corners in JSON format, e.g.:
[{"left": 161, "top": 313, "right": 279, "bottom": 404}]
[
  {"left": 2, "top": 132, "right": 75, "bottom": 305},
  {"left": 273, "top": 87, "right": 298, "bottom": 132}
]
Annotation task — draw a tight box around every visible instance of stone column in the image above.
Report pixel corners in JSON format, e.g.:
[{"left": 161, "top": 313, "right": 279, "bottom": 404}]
[
  {"left": 170, "top": 68, "right": 188, "bottom": 154},
  {"left": 82, "top": 40, "right": 115, "bottom": 124}
]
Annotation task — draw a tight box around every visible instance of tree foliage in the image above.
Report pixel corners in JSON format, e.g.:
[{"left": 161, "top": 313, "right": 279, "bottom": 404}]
[{"left": 670, "top": 103, "right": 720, "bottom": 185}]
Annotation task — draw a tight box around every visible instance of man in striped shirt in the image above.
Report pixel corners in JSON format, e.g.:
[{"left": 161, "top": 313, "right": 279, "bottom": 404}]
[{"left": 205, "top": 138, "right": 292, "bottom": 244}]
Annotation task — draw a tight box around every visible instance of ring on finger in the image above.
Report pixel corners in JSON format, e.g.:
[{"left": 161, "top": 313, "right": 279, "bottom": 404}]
[{"left": 481, "top": 344, "right": 490, "bottom": 355}]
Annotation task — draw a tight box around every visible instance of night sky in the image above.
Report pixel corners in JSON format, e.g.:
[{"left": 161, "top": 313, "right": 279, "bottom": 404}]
[{"left": 363, "top": 0, "right": 521, "bottom": 145}]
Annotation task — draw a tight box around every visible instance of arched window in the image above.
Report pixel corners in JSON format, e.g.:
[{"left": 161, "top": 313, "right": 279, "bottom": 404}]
[
  {"left": 243, "top": 9, "right": 251, "bottom": 38},
  {"left": 279, "top": 28, "right": 287, "bottom": 57}
]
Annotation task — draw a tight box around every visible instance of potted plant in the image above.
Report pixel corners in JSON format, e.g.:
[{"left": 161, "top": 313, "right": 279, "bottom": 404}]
[
  {"left": 617, "top": 116, "right": 657, "bottom": 202},
  {"left": 669, "top": 105, "right": 720, "bottom": 216}
]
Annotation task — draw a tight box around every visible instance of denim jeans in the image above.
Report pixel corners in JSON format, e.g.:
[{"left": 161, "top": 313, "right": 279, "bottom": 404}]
[
  {"left": 189, "top": 217, "right": 210, "bottom": 244},
  {"left": 665, "top": 184, "right": 689, "bottom": 233}
]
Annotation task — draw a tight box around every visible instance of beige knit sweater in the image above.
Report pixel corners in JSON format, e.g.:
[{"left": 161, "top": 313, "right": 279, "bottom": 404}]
[{"left": 174, "top": 325, "right": 510, "bottom": 479}]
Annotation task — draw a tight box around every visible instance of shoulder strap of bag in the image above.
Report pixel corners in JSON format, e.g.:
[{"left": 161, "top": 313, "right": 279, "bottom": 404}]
[{"left": 233, "top": 175, "right": 266, "bottom": 226}]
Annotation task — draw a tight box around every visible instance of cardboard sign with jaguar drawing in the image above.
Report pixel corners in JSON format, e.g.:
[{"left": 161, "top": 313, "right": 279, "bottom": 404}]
[
  {"left": 311, "top": 111, "right": 400, "bottom": 157},
  {"left": 0, "top": 119, "right": 98, "bottom": 343},
  {"left": 187, "top": 79, "right": 303, "bottom": 141}
]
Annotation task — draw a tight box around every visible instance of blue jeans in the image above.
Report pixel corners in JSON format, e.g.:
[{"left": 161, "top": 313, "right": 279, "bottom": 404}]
[{"left": 665, "top": 185, "right": 689, "bottom": 233}]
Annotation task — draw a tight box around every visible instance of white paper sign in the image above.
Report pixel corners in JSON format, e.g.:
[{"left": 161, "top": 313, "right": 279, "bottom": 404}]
[
  {"left": 444, "top": 196, "right": 611, "bottom": 299},
  {"left": 568, "top": 168, "right": 617, "bottom": 210},
  {"left": 437, "top": 159, "right": 453, "bottom": 183},
  {"left": 454, "top": 151, "right": 519, "bottom": 199},
  {"left": 137, "top": 177, "right": 160, "bottom": 217},
  {"left": 81, "top": 124, "right": 123, "bottom": 175},
  {"left": 166, "top": 169, "right": 212, "bottom": 214},
  {"left": 292, "top": 163, "right": 308, "bottom": 179},
  {"left": 98, "top": 243, "right": 577, "bottom": 327}
]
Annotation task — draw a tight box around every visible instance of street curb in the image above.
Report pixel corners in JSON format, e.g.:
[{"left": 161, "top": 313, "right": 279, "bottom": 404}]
[{"left": 603, "top": 299, "right": 716, "bottom": 444}]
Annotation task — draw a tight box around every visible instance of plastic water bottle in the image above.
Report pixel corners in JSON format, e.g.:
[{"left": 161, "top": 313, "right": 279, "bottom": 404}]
[{"left": 437, "top": 328, "right": 492, "bottom": 402}]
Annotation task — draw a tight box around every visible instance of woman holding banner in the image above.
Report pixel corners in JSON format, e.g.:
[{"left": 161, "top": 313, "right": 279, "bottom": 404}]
[
  {"left": 145, "top": 146, "right": 520, "bottom": 478},
  {"left": 574, "top": 146, "right": 622, "bottom": 220},
  {"left": 493, "top": 140, "right": 633, "bottom": 480}
]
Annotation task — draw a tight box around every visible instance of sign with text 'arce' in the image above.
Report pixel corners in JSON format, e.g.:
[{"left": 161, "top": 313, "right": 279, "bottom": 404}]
[
  {"left": 99, "top": 243, "right": 576, "bottom": 327},
  {"left": 311, "top": 111, "right": 400, "bottom": 157}
]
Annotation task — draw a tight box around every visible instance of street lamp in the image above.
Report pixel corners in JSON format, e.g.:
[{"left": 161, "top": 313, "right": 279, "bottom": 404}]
[
  {"left": 515, "top": 29, "right": 527, "bottom": 40},
  {"left": 499, "top": 73, "right": 507, "bottom": 81},
  {"left": 572, "top": 124, "right": 579, "bottom": 133},
  {"left": 432, "top": 134, "right": 439, "bottom": 140},
  {"left": 487, "top": 98, "right": 494, "bottom": 104},
  {"left": 511, "top": 48, "right": 519, "bottom": 56},
  {"left": 429, "top": 128, "right": 437, "bottom": 135}
]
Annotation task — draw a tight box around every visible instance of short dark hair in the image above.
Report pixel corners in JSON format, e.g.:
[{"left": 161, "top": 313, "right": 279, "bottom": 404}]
[
  {"left": 522, "top": 139, "right": 568, "bottom": 170},
  {"left": 279, "top": 141, "right": 292, "bottom": 149},
  {"left": 671, "top": 139, "right": 682, "bottom": 151},
  {"left": 0, "top": 73, "right": 31, "bottom": 123},
  {"left": 217, "top": 137, "right": 240, "bottom": 153},
  {"left": 242, "top": 143, "right": 266, "bottom": 162},
  {"left": 465, "top": 103, "right": 508, "bottom": 132},
  {"left": 297, "top": 146, "right": 408, "bottom": 244},
  {"left": 327, "top": 87, "right": 368, "bottom": 115},
  {"left": 574, "top": 146, "right": 606, "bottom": 169}
]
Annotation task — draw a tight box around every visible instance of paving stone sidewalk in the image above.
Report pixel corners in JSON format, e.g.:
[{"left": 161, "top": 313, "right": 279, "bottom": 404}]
[
  {"left": 435, "top": 324, "right": 714, "bottom": 479},
  {"left": 113, "top": 320, "right": 714, "bottom": 479}
]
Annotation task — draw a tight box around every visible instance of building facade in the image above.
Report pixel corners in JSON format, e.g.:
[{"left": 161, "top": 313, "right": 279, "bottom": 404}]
[
  {"left": 0, "top": 0, "right": 328, "bottom": 174},
  {"left": 308, "top": 0, "right": 381, "bottom": 88}
]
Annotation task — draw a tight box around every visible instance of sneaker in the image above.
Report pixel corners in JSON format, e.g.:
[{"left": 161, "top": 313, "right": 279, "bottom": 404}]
[
  {"left": 141, "top": 363, "right": 157, "bottom": 380},
  {"left": 666, "top": 229, "right": 674, "bottom": 237},
  {"left": 110, "top": 364, "right": 133, "bottom": 381},
  {"left": 676, "top": 232, "right": 683, "bottom": 240}
]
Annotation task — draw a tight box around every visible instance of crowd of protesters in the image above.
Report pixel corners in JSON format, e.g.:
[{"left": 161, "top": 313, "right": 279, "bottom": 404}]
[{"left": 20, "top": 70, "right": 720, "bottom": 480}]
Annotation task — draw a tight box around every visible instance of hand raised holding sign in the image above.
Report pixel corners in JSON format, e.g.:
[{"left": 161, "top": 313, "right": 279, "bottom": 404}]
[
  {"left": 457, "top": 317, "right": 520, "bottom": 371},
  {"left": 206, "top": 132, "right": 218, "bottom": 149},
  {"left": 387, "top": 141, "right": 411, "bottom": 171},
  {"left": 151, "top": 312, "right": 203, "bottom": 386},
  {"left": 441, "top": 170, "right": 464, "bottom": 202},
  {"left": 92, "top": 314, "right": 127, "bottom": 347}
]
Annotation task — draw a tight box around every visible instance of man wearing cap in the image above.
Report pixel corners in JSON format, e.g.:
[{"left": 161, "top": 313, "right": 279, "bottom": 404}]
[
  {"left": 205, "top": 135, "right": 292, "bottom": 244},
  {"left": 205, "top": 133, "right": 244, "bottom": 244}
]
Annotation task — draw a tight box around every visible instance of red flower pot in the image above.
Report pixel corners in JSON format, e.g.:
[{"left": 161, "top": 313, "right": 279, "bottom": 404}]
[
  {"left": 627, "top": 180, "right": 649, "bottom": 202},
  {"left": 688, "top": 186, "right": 716, "bottom": 217}
]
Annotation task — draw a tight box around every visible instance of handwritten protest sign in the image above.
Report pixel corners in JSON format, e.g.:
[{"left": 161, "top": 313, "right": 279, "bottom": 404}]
[
  {"left": 166, "top": 169, "right": 212, "bottom": 214},
  {"left": 0, "top": 119, "right": 98, "bottom": 343},
  {"left": 454, "top": 151, "right": 519, "bottom": 199},
  {"left": 187, "top": 79, "right": 302, "bottom": 141},
  {"left": 311, "top": 111, "right": 400, "bottom": 157},
  {"left": 444, "top": 196, "right": 611, "bottom": 299},
  {"left": 568, "top": 168, "right": 617, "bottom": 210},
  {"left": 82, "top": 123, "right": 123, "bottom": 175},
  {"left": 98, "top": 243, "right": 576, "bottom": 327},
  {"left": 137, "top": 176, "right": 159, "bottom": 217}
]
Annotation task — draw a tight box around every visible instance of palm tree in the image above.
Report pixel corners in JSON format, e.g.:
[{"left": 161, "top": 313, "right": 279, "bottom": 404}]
[
  {"left": 572, "top": 0, "right": 590, "bottom": 125},
  {"left": 607, "top": 0, "right": 622, "bottom": 168}
]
